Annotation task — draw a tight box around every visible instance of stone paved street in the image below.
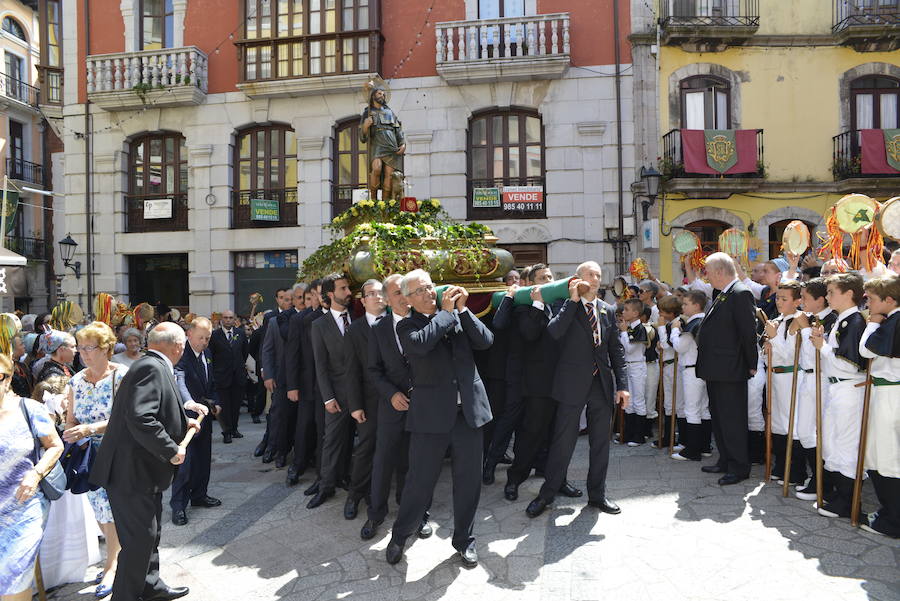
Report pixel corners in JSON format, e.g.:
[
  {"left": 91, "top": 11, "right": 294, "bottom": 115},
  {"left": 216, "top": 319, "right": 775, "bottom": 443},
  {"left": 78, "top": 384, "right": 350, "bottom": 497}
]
[{"left": 50, "top": 419, "right": 899, "bottom": 601}]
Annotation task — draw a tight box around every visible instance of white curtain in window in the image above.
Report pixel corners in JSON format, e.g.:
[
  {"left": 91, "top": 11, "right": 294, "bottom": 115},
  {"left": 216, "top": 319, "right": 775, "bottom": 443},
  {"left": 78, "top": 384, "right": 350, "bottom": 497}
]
[
  {"left": 715, "top": 90, "right": 728, "bottom": 129},
  {"left": 880, "top": 93, "right": 898, "bottom": 129},
  {"left": 685, "top": 92, "right": 705, "bottom": 129},
  {"left": 856, "top": 93, "right": 874, "bottom": 129}
]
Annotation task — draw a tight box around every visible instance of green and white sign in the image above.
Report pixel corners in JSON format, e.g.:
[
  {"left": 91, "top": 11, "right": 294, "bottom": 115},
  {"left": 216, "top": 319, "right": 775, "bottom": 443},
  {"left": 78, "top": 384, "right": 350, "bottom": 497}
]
[
  {"left": 2, "top": 190, "right": 18, "bottom": 234},
  {"left": 472, "top": 187, "right": 501, "bottom": 208},
  {"left": 250, "top": 198, "right": 280, "bottom": 221}
]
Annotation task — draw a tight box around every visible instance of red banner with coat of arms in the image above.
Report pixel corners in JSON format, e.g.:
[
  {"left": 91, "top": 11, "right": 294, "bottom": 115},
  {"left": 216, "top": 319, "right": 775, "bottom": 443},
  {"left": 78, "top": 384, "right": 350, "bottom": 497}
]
[
  {"left": 860, "top": 129, "right": 900, "bottom": 174},
  {"left": 681, "top": 129, "right": 759, "bottom": 175}
]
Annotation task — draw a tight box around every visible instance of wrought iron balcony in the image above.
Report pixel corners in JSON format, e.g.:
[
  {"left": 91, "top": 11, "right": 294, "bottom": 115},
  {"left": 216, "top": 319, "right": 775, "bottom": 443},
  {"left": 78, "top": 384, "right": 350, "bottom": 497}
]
[
  {"left": 6, "top": 158, "right": 43, "bottom": 185},
  {"left": 86, "top": 47, "right": 208, "bottom": 111},
  {"left": 833, "top": 0, "right": 900, "bottom": 51},
  {"left": 232, "top": 188, "right": 299, "bottom": 229},
  {"left": 659, "top": 0, "right": 759, "bottom": 50},
  {"left": 661, "top": 129, "right": 765, "bottom": 197},
  {"left": 435, "top": 13, "right": 570, "bottom": 85},
  {"left": 0, "top": 74, "right": 40, "bottom": 107},
  {"left": 832, "top": 129, "right": 900, "bottom": 180},
  {"left": 5, "top": 236, "right": 50, "bottom": 260},
  {"left": 125, "top": 194, "right": 189, "bottom": 233}
]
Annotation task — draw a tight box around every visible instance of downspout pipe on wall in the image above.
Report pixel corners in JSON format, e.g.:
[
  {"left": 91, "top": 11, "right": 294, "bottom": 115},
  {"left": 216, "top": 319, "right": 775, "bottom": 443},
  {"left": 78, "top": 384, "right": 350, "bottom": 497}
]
[
  {"left": 613, "top": 0, "right": 627, "bottom": 275},
  {"left": 83, "top": 0, "right": 94, "bottom": 308}
]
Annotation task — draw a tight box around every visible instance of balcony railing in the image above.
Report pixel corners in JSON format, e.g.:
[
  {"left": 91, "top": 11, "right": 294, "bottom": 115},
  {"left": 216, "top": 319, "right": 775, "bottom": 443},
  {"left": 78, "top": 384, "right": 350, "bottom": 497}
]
[
  {"left": 232, "top": 189, "right": 299, "bottom": 229},
  {"left": 0, "top": 74, "right": 39, "bottom": 106},
  {"left": 5, "top": 236, "right": 50, "bottom": 260},
  {"left": 832, "top": 129, "right": 900, "bottom": 180},
  {"left": 86, "top": 47, "right": 208, "bottom": 110},
  {"left": 436, "top": 13, "right": 570, "bottom": 84},
  {"left": 6, "top": 158, "right": 43, "bottom": 185},
  {"left": 833, "top": 0, "right": 900, "bottom": 32},
  {"left": 661, "top": 129, "right": 765, "bottom": 179},
  {"left": 660, "top": 0, "right": 760, "bottom": 27},
  {"left": 125, "top": 194, "right": 189, "bottom": 233}
]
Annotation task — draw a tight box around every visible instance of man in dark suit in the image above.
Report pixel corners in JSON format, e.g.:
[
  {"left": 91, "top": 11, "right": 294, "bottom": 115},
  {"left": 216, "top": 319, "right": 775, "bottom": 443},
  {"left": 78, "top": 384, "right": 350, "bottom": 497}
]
[
  {"left": 386, "top": 269, "right": 493, "bottom": 568},
  {"left": 309, "top": 273, "right": 356, "bottom": 509},
  {"left": 361, "top": 274, "right": 432, "bottom": 541},
  {"left": 695, "top": 252, "right": 759, "bottom": 485},
  {"left": 343, "top": 278, "right": 387, "bottom": 519},
  {"left": 297, "top": 286, "right": 329, "bottom": 494},
  {"left": 171, "top": 317, "right": 222, "bottom": 525},
  {"left": 284, "top": 280, "right": 321, "bottom": 487},
  {"left": 247, "top": 312, "right": 269, "bottom": 429},
  {"left": 90, "top": 322, "right": 198, "bottom": 601},
  {"left": 208, "top": 309, "right": 249, "bottom": 444},
  {"left": 525, "top": 261, "right": 630, "bottom": 519},
  {"left": 261, "top": 290, "right": 297, "bottom": 468}
]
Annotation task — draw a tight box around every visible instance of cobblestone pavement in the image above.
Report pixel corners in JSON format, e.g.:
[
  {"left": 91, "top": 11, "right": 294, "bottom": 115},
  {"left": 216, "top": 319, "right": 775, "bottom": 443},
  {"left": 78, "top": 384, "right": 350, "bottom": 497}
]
[{"left": 50, "top": 418, "right": 899, "bottom": 601}]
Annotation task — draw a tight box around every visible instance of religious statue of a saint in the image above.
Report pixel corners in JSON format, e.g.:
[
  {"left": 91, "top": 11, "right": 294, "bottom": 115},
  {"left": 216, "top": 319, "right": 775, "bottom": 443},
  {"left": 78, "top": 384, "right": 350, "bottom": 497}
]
[{"left": 360, "top": 81, "right": 406, "bottom": 200}]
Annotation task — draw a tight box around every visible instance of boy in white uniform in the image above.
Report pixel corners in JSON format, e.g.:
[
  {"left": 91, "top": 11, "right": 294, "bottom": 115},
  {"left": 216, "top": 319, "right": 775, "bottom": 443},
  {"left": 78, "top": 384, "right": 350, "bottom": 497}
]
[
  {"left": 656, "top": 295, "right": 685, "bottom": 449},
  {"left": 670, "top": 290, "right": 711, "bottom": 461},
  {"left": 619, "top": 298, "right": 648, "bottom": 446}
]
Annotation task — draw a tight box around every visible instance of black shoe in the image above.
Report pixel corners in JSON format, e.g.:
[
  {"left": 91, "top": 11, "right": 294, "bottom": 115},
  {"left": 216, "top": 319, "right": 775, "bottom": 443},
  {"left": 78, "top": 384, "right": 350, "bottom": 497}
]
[
  {"left": 504, "top": 481, "right": 519, "bottom": 501},
  {"left": 172, "top": 510, "right": 188, "bottom": 526},
  {"left": 252, "top": 415, "right": 262, "bottom": 424},
  {"left": 718, "top": 473, "right": 747, "bottom": 486},
  {"left": 482, "top": 461, "right": 496, "bottom": 485},
  {"left": 360, "top": 519, "right": 382, "bottom": 540},
  {"left": 458, "top": 542, "right": 478, "bottom": 568},
  {"left": 701, "top": 464, "right": 725, "bottom": 474},
  {"left": 253, "top": 440, "right": 266, "bottom": 457},
  {"left": 559, "top": 481, "right": 583, "bottom": 498},
  {"left": 344, "top": 496, "right": 361, "bottom": 520},
  {"left": 190, "top": 496, "right": 221, "bottom": 508},
  {"left": 286, "top": 467, "right": 301, "bottom": 487},
  {"left": 526, "top": 497, "right": 549, "bottom": 518},
  {"left": 417, "top": 516, "right": 433, "bottom": 538},
  {"left": 223, "top": 432, "right": 232, "bottom": 444},
  {"left": 385, "top": 539, "right": 405, "bottom": 565},
  {"left": 307, "top": 489, "right": 334, "bottom": 509},
  {"left": 231, "top": 430, "right": 244, "bottom": 439},
  {"left": 274, "top": 455, "right": 286, "bottom": 469},
  {"left": 499, "top": 453, "right": 513, "bottom": 465},
  {"left": 261, "top": 450, "right": 275, "bottom": 463},
  {"left": 304, "top": 481, "right": 320, "bottom": 496},
  {"left": 588, "top": 497, "right": 621, "bottom": 514},
  {"left": 142, "top": 586, "right": 190, "bottom": 601}
]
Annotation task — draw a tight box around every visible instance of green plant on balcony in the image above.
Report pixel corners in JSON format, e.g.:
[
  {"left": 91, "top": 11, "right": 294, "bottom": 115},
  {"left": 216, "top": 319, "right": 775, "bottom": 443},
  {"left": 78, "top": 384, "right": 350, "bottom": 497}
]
[
  {"left": 831, "top": 155, "right": 861, "bottom": 179},
  {"left": 132, "top": 82, "right": 154, "bottom": 103}
]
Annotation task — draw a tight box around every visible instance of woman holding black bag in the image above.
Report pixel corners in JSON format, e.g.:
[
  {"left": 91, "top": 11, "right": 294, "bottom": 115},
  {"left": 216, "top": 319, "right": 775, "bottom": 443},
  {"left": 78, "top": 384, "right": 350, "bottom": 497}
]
[
  {"left": 0, "top": 352, "right": 64, "bottom": 600},
  {"left": 64, "top": 322, "right": 127, "bottom": 599}
]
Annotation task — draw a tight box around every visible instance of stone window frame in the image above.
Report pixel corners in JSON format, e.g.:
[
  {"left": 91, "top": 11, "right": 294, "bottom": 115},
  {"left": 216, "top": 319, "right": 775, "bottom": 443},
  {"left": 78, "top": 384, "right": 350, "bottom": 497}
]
[
  {"left": 331, "top": 116, "right": 368, "bottom": 219},
  {"left": 668, "top": 63, "right": 743, "bottom": 132},
  {"left": 839, "top": 63, "right": 900, "bottom": 132},
  {"left": 231, "top": 123, "right": 299, "bottom": 229},
  {"left": 121, "top": 0, "right": 186, "bottom": 52}
]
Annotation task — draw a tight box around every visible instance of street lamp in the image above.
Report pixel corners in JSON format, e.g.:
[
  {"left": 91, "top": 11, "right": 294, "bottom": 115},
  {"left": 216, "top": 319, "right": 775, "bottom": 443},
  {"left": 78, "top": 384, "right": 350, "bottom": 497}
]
[
  {"left": 58, "top": 234, "right": 81, "bottom": 279},
  {"left": 639, "top": 165, "right": 662, "bottom": 221}
]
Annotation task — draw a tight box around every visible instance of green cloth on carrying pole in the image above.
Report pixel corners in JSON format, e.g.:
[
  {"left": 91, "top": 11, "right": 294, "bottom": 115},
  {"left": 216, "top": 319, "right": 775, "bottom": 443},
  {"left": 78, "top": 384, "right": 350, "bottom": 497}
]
[
  {"left": 2, "top": 191, "right": 18, "bottom": 235},
  {"left": 704, "top": 129, "right": 738, "bottom": 174},
  {"left": 884, "top": 129, "right": 900, "bottom": 172}
]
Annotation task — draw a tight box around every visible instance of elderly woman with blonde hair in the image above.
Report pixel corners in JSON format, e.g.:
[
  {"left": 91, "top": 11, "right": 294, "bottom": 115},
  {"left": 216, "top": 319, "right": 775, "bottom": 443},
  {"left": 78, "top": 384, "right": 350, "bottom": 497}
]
[{"left": 63, "top": 321, "right": 128, "bottom": 599}]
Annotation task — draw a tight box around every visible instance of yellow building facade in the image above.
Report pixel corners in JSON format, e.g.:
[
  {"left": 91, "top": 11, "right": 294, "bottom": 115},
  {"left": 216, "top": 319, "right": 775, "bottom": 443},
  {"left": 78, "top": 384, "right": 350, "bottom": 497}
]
[{"left": 636, "top": 0, "right": 900, "bottom": 283}]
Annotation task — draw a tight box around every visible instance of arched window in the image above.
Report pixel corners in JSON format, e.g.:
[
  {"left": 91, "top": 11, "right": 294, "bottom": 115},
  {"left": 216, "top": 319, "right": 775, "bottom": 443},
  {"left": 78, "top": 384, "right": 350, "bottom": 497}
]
[
  {"left": 467, "top": 107, "right": 545, "bottom": 220},
  {"left": 2, "top": 17, "right": 26, "bottom": 42},
  {"left": 851, "top": 75, "right": 899, "bottom": 131},
  {"left": 331, "top": 117, "right": 368, "bottom": 218},
  {"left": 680, "top": 76, "right": 730, "bottom": 129},
  {"left": 768, "top": 218, "right": 816, "bottom": 260},
  {"left": 233, "top": 124, "right": 298, "bottom": 228},
  {"left": 126, "top": 132, "right": 188, "bottom": 232},
  {"left": 685, "top": 219, "right": 730, "bottom": 255}
]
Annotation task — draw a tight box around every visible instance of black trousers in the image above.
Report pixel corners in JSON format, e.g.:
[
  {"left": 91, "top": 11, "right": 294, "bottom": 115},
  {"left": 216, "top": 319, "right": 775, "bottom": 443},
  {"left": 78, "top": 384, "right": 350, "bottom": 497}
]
[
  {"left": 507, "top": 395, "right": 557, "bottom": 485},
  {"left": 290, "top": 397, "right": 317, "bottom": 472},
  {"left": 706, "top": 380, "right": 750, "bottom": 478},
  {"left": 107, "top": 487, "right": 168, "bottom": 601},
  {"left": 869, "top": 470, "right": 900, "bottom": 537},
  {"left": 349, "top": 398, "right": 379, "bottom": 501},
  {"left": 486, "top": 379, "right": 524, "bottom": 465},
  {"left": 391, "top": 410, "right": 482, "bottom": 551},
  {"left": 268, "top": 387, "right": 292, "bottom": 456},
  {"left": 368, "top": 413, "right": 410, "bottom": 523},
  {"left": 320, "top": 408, "right": 353, "bottom": 492},
  {"left": 169, "top": 414, "right": 212, "bottom": 511},
  {"left": 482, "top": 377, "right": 506, "bottom": 454},
  {"left": 249, "top": 380, "right": 267, "bottom": 417},
  {"left": 217, "top": 384, "right": 245, "bottom": 434},
  {"left": 540, "top": 376, "right": 613, "bottom": 503}
]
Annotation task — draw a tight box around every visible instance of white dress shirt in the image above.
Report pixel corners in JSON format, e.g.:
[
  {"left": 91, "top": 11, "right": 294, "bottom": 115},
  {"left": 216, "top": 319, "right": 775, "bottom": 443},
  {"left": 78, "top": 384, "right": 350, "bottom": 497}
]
[
  {"left": 581, "top": 298, "right": 602, "bottom": 345},
  {"left": 392, "top": 311, "right": 407, "bottom": 352},
  {"left": 148, "top": 349, "right": 174, "bottom": 375}
]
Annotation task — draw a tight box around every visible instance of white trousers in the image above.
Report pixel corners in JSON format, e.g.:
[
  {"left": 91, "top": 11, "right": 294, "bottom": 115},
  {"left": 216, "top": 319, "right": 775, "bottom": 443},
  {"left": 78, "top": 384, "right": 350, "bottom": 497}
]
[
  {"left": 645, "top": 361, "right": 660, "bottom": 417},
  {"left": 624, "top": 362, "right": 647, "bottom": 416},
  {"left": 822, "top": 379, "right": 864, "bottom": 479},
  {"left": 771, "top": 371, "right": 806, "bottom": 437},
  {"left": 865, "top": 384, "right": 900, "bottom": 478},
  {"left": 682, "top": 366, "right": 709, "bottom": 424},
  {"left": 662, "top": 361, "right": 684, "bottom": 418},
  {"left": 747, "top": 356, "right": 766, "bottom": 432}
]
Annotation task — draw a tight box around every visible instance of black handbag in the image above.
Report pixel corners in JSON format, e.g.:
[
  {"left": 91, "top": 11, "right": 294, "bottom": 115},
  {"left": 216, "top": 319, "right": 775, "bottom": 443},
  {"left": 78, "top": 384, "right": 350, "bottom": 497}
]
[
  {"left": 60, "top": 439, "right": 101, "bottom": 494},
  {"left": 20, "top": 399, "right": 66, "bottom": 501}
]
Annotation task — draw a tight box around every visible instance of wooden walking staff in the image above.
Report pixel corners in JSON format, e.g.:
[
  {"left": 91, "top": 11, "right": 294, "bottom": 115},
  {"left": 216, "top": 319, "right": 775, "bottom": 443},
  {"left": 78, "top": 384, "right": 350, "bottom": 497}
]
[
  {"left": 668, "top": 352, "right": 679, "bottom": 455},
  {"left": 782, "top": 333, "right": 803, "bottom": 497},
  {"left": 850, "top": 363, "right": 873, "bottom": 527},
  {"left": 179, "top": 413, "right": 205, "bottom": 447},
  {"left": 814, "top": 344, "right": 824, "bottom": 507},
  {"left": 764, "top": 343, "right": 774, "bottom": 482},
  {"left": 656, "top": 351, "right": 665, "bottom": 449}
]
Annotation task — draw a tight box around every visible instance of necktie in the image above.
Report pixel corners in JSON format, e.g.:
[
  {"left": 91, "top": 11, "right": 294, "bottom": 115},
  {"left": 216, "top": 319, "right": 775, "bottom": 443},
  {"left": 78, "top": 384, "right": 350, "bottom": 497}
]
[
  {"left": 585, "top": 301, "right": 600, "bottom": 376},
  {"left": 197, "top": 352, "right": 207, "bottom": 387},
  {"left": 340, "top": 312, "right": 350, "bottom": 335},
  {"left": 226, "top": 329, "right": 232, "bottom": 342}
]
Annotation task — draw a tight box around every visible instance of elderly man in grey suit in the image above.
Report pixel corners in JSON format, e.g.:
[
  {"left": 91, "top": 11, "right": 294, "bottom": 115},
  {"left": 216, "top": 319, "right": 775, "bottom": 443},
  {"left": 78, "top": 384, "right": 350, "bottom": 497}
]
[{"left": 385, "top": 269, "right": 493, "bottom": 568}]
